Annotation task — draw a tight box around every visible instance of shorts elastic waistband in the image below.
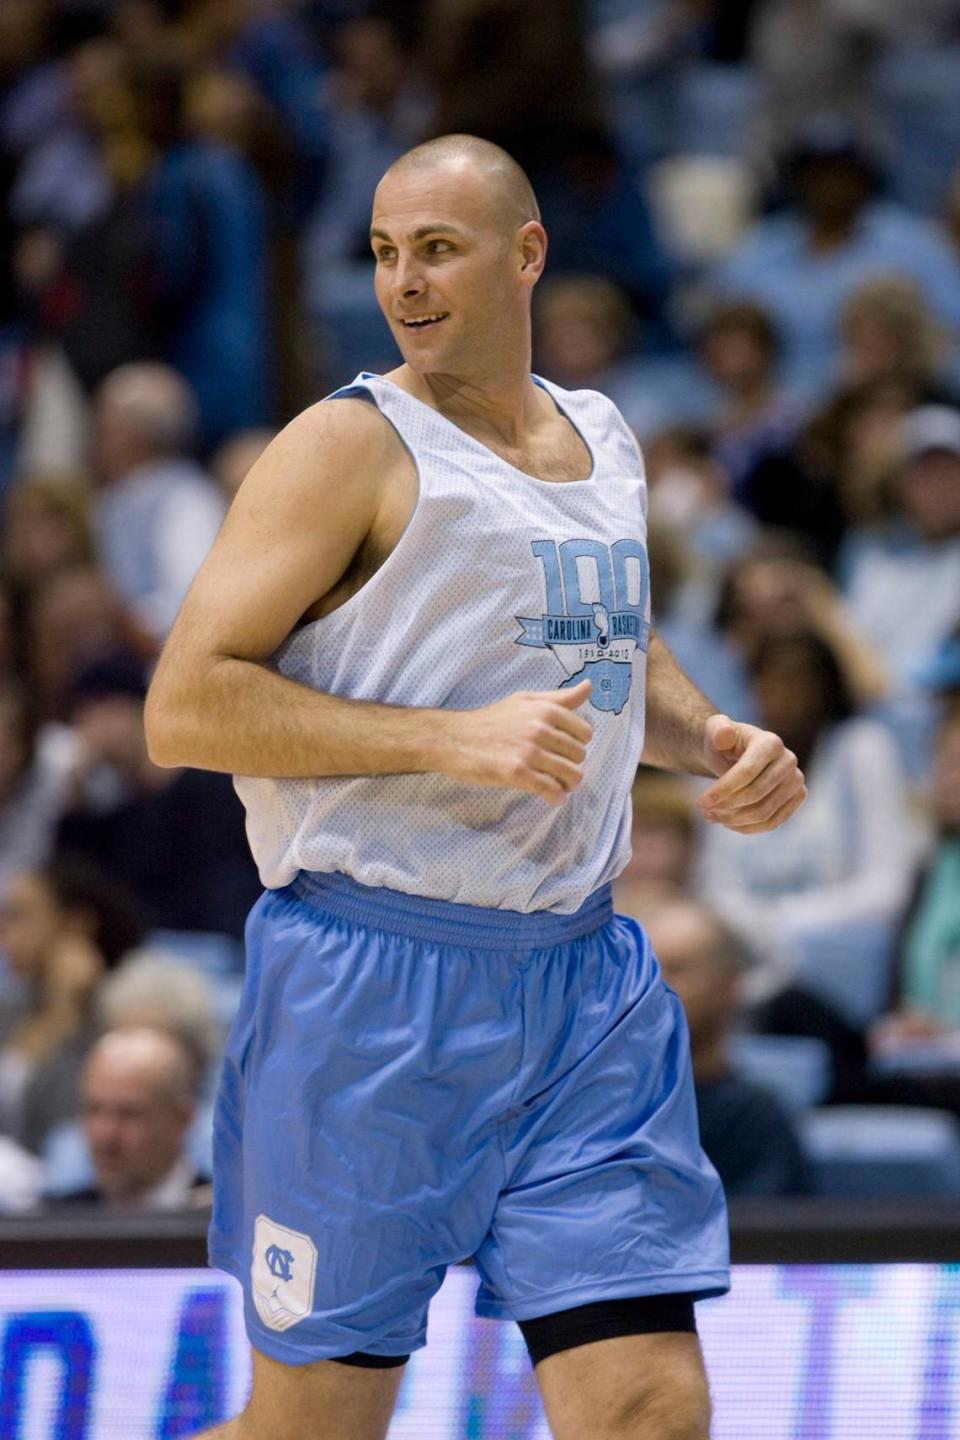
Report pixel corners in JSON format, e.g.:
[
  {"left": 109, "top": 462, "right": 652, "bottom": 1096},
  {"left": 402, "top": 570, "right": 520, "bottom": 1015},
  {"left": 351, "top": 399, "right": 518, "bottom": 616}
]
[{"left": 286, "top": 870, "right": 613, "bottom": 950}]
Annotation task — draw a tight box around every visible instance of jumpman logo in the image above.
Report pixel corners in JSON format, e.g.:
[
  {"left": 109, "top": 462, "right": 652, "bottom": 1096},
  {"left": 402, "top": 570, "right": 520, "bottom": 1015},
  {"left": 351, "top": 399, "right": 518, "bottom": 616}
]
[{"left": 265, "top": 1244, "right": 295, "bottom": 1282}]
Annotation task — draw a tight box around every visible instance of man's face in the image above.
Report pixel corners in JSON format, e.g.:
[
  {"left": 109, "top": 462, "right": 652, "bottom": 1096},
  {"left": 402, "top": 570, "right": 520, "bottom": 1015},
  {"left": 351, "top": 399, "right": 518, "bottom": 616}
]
[
  {"left": 898, "top": 450, "right": 960, "bottom": 540},
  {"left": 82, "top": 1053, "right": 193, "bottom": 1202},
  {"left": 646, "top": 910, "right": 739, "bottom": 1051},
  {"left": 0, "top": 872, "right": 61, "bottom": 979},
  {"left": 371, "top": 161, "right": 541, "bottom": 379}
]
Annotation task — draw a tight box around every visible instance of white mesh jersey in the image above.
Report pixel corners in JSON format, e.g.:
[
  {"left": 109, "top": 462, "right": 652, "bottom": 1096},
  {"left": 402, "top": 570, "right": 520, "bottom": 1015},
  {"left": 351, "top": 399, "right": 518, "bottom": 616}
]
[{"left": 235, "top": 371, "right": 651, "bottom": 913}]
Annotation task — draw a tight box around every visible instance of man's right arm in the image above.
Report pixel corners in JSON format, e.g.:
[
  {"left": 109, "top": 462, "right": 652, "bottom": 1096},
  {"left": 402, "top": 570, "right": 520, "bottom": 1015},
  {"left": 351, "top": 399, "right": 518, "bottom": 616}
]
[{"left": 144, "top": 398, "right": 592, "bottom": 806}]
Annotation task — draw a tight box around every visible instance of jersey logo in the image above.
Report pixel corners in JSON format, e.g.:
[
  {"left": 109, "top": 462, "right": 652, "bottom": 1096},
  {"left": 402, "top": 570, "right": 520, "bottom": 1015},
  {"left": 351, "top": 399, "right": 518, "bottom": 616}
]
[
  {"left": 265, "top": 1245, "right": 295, "bottom": 1282},
  {"left": 516, "top": 538, "right": 649, "bottom": 714},
  {"left": 252, "top": 1216, "right": 317, "bottom": 1333}
]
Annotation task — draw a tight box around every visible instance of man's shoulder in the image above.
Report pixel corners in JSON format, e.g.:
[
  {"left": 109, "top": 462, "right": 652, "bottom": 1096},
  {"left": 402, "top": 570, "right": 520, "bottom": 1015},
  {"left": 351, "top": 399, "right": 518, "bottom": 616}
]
[{"left": 275, "top": 386, "right": 402, "bottom": 471}]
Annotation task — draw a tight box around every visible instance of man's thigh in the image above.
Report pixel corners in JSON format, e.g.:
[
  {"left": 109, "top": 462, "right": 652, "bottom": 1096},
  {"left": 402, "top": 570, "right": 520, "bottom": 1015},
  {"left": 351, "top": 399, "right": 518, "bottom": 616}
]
[
  {"left": 192, "top": 1348, "right": 405, "bottom": 1440},
  {"left": 534, "top": 1331, "right": 711, "bottom": 1440}
]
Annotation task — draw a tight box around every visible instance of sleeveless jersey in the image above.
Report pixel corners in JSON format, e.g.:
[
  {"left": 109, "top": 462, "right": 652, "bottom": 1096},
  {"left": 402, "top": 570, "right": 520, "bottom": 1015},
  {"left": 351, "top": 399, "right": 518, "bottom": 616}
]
[{"left": 235, "top": 371, "right": 650, "bottom": 913}]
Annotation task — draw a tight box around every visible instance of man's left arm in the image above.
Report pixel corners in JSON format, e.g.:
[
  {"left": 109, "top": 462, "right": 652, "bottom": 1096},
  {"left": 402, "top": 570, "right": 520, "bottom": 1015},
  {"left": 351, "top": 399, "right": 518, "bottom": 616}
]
[{"left": 640, "top": 630, "right": 807, "bottom": 834}]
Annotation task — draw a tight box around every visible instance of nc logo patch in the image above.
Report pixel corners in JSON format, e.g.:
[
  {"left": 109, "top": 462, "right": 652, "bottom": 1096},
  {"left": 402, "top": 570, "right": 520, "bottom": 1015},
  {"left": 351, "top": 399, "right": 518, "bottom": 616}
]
[
  {"left": 516, "top": 538, "right": 650, "bottom": 714},
  {"left": 252, "top": 1215, "right": 317, "bottom": 1332}
]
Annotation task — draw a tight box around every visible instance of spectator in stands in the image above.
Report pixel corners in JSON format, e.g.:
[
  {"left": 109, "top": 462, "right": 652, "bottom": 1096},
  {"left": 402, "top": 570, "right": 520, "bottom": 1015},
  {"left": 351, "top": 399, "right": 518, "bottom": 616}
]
[
  {"left": 304, "top": 15, "right": 428, "bottom": 272},
  {"left": 841, "top": 405, "right": 960, "bottom": 696},
  {"left": 0, "top": 854, "right": 144, "bottom": 1154},
  {"left": 23, "top": 562, "right": 151, "bottom": 722},
  {"left": 743, "top": 373, "right": 925, "bottom": 565},
  {"left": 748, "top": 3, "right": 893, "bottom": 164},
  {"left": 646, "top": 514, "right": 757, "bottom": 722},
  {"left": 57, "top": 653, "right": 260, "bottom": 939},
  {"left": 9, "top": 37, "right": 159, "bottom": 399},
  {"left": 0, "top": 676, "right": 74, "bottom": 892},
  {"left": 696, "top": 300, "right": 799, "bottom": 500},
  {"left": 97, "top": 948, "right": 223, "bottom": 1098},
  {"left": 57, "top": 1026, "right": 209, "bottom": 1209},
  {"left": 642, "top": 897, "right": 808, "bottom": 1197},
  {"left": 91, "top": 362, "right": 225, "bottom": 640},
  {"left": 645, "top": 431, "right": 757, "bottom": 616},
  {"left": 2, "top": 475, "right": 93, "bottom": 599},
  {"left": 431, "top": 0, "right": 671, "bottom": 317},
  {"left": 133, "top": 55, "right": 274, "bottom": 449},
  {"left": 715, "top": 532, "right": 890, "bottom": 709},
  {"left": 534, "top": 274, "right": 636, "bottom": 393},
  {"left": 0, "top": 1, "right": 61, "bottom": 170},
  {"left": 871, "top": 700, "right": 960, "bottom": 1055},
  {"left": 135, "top": 0, "right": 329, "bottom": 222},
  {"left": 211, "top": 426, "right": 274, "bottom": 505},
  {"left": 712, "top": 120, "right": 960, "bottom": 402},
  {"left": 697, "top": 629, "right": 920, "bottom": 1003},
  {"left": 612, "top": 768, "right": 700, "bottom": 919},
  {"left": 8, "top": 37, "right": 138, "bottom": 237},
  {"left": 427, "top": 0, "right": 601, "bottom": 180},
  {"left": 533, "top": 275, "right": 689, "bottom": 439},
  {"left": 530, "top": 127, "right": 675, "bottom": 329},
  {"left": 838, "top": 275, "right": 953, "bottom": 398}
]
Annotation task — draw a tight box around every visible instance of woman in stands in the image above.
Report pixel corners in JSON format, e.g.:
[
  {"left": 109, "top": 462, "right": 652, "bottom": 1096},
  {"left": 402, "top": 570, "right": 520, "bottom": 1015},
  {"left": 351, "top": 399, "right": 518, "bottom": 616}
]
[
  {"left": 697, "top": 628, "right": 922, "bottom": 1008},
  {"left": 0, "top": 854, "right": 144, "bottom": 1155}
]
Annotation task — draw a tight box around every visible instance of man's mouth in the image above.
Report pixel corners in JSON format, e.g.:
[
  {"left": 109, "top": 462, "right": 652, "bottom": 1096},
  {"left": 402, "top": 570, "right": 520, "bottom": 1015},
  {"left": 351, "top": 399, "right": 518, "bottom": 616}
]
[{"left": 401, "top": 312, "right": 449, "bottom": 329}]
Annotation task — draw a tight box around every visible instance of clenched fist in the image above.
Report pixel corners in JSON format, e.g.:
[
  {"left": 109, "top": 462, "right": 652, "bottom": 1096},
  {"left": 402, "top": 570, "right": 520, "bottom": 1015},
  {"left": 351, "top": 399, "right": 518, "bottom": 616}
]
[
  {"left": 448, "top": 679, "right": 594, "bottom": 806},
  {"left": 698, "top": 715, "right": 807, "bottom": 833}
]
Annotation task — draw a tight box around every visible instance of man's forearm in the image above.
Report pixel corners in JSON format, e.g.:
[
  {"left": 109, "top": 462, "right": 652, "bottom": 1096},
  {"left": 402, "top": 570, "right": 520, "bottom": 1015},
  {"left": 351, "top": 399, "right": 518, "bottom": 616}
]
[
  {"left": 145, "top": 654, "right": 455, "bottom": 778},
  {"left": 640, "top": 630, "right": 719, "bottom": 777}
]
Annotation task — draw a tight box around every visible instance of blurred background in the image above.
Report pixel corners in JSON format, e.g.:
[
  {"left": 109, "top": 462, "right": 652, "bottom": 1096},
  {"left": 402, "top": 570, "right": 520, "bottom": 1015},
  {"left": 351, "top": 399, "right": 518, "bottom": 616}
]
[{"left": 0, "top": 0, "right": 960, "bottom": 1429}]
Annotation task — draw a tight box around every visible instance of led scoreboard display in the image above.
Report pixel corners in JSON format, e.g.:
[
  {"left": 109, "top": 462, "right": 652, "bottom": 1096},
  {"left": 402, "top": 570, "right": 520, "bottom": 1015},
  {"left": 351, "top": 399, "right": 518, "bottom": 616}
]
[{"left": 2, "top": 1264, "right": 960, "bottom": 1437}]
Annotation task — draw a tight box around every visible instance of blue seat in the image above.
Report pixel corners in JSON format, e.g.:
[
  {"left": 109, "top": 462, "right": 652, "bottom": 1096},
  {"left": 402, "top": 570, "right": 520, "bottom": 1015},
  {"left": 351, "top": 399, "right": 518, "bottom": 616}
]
[
  {"left": 799, "top": 1106, "right": 960, "bottom": 1197},
  {"left": 876, "top": 46, "right": 960, "bottom": 215},
  {"left": 793, "top": 920, "right": 897, "bottom": 1028},
  {"left": 729, "top": 1033, "right": 833, "bottom": 1112},
  {"left": 673, "top": 63, "right": 760, "bottom": 159}
]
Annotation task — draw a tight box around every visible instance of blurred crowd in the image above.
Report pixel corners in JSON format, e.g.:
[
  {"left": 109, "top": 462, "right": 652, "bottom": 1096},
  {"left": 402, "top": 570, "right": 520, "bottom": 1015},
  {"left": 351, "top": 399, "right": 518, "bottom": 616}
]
[{"left": 0, "top": 0, "right": 959, "bottom": 1213}]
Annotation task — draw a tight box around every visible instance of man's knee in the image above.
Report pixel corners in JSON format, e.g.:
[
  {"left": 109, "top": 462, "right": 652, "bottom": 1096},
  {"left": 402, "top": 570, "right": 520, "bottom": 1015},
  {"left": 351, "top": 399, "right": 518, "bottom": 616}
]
[{"left": 609, "top": 1365, "right": 711, "bottom": 1440}]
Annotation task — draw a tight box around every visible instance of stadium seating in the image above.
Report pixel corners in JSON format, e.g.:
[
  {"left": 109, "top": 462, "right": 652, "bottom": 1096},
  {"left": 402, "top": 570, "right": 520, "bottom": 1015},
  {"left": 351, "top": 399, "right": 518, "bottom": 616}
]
[
  {"left": 799, "top": 1106, "right": 960, "bottom": 1196},
  {"left": 730, "top": 1033, "right": 833, "bottom": 1112}
]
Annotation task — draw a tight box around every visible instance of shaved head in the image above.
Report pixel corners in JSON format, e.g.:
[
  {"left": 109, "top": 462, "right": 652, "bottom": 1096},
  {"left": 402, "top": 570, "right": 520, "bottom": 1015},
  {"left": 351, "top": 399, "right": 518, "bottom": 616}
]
[
  {"left": 380, "top": 133, "right": 540, "bottom": 232},
  {"left": 370, "top": 132, "right": 547, "bottom": 383}
]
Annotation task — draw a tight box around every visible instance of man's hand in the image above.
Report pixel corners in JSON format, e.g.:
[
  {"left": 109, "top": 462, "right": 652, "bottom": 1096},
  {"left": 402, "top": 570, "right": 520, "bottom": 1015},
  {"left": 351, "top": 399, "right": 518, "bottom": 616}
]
[
  {"left": 449, "top": 679, "right": 594, "bottom": 806},
  {"left": 697, "top": 715, "right": 806, "bottom": 833}
]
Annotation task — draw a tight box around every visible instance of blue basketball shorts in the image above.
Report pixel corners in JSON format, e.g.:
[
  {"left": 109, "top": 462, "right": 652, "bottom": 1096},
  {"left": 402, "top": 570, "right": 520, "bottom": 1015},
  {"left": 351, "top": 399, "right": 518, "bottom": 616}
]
[{"left": 207, "top": 872, "right": 730, "bottom": 1364}]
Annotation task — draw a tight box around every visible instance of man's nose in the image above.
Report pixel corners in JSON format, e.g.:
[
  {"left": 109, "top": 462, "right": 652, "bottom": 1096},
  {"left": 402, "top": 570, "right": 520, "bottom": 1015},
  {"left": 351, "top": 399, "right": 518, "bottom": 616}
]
[{"left": 394, "top": 256, "right": 425, "bottom": 298}]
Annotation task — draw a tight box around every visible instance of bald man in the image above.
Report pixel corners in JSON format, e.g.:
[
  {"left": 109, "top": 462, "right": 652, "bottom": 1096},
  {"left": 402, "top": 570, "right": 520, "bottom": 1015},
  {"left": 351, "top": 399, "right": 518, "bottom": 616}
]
[
  {"left": 65, "top": 1027, "right": 208, "bottom": 1209},
  {"left": 146, "top": 134, "right": 806, "bottom": 1440}
]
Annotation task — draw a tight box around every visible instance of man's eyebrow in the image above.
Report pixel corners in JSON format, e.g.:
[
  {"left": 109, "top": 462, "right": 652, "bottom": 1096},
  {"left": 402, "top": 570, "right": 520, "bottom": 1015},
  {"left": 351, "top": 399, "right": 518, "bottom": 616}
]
[{"left": 370, "top": 223, "right": 466, "bottom": 242}]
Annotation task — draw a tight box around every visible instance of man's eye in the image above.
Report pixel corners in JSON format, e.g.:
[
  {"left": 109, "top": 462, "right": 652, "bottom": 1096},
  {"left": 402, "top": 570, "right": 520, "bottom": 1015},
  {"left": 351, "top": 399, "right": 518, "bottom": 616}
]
[{"left": 376, "top": 248, "right": 396, "bottom": 261}]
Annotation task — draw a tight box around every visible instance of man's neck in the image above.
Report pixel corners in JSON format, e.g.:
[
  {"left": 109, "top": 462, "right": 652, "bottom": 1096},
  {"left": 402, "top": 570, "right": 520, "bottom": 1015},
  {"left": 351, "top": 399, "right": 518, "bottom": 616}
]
[{"left": 391, "top": 359, "right": 542, "bottom": 447}]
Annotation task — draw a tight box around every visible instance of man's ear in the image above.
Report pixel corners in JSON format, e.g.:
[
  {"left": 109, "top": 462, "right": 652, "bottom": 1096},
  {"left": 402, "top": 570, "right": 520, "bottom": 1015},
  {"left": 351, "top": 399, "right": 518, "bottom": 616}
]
[{"left": 518, "top": 221, "right": 548, "bottom": 283}]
